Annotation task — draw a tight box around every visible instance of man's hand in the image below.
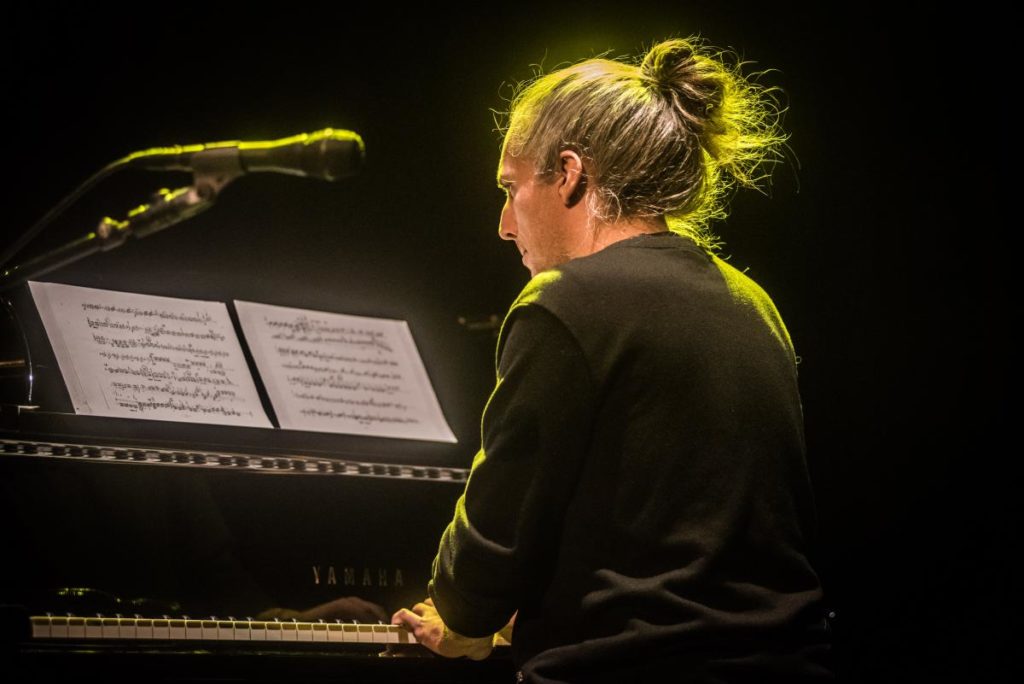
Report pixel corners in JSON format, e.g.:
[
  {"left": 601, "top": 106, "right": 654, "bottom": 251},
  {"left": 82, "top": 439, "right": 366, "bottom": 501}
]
[{"left": 391, "top": 598, "right": 494, "bottom": 660}]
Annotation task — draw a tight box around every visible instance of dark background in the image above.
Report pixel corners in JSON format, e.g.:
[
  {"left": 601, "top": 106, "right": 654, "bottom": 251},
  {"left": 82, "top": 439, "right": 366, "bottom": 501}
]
[{"left": 3, "top": 4, "right": 1007, "bottom": 681}]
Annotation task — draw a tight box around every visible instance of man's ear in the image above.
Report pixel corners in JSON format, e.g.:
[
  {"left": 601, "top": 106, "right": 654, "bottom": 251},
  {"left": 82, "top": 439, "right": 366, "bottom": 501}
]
[{"left": 557, "top": 149, "right": 587, "bottom": 208}]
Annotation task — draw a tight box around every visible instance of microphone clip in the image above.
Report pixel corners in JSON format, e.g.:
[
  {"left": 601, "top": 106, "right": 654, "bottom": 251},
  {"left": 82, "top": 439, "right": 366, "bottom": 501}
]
[{"left": 188, "top": 146, "right": 245, "bottom": 198}]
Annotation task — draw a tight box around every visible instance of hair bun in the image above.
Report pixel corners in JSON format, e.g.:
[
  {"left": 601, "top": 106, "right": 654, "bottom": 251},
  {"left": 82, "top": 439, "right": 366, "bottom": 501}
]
[
  {"left": 640, "top": 39, "right": 696, "bottom": 85},
  {"left": 641, "top": 39, "right": 723, "bottom": 122}
]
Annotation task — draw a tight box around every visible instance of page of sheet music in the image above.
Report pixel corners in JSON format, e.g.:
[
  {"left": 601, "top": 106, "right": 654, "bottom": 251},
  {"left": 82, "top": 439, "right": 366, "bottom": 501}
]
[
  {"left": 234, "top": 300, "right": 456, "bottom": 443},
  {"left": 28, "top": 282, "right": 272, "bottom": 428}
]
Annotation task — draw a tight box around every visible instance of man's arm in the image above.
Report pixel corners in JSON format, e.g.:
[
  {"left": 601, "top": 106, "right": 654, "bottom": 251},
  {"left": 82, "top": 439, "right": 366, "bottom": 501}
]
[{"left": 424, "top": 301, "right": 597, "bottom": 639}]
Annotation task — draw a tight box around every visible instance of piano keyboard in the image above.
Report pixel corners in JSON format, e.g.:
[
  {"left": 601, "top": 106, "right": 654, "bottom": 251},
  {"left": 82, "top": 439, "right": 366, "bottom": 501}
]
[
  {"left": 1, "top": 438, "right": 469, "bottom": 482},
  {"left": 30, "top": 615, "right": 417, "bottom": 645}
]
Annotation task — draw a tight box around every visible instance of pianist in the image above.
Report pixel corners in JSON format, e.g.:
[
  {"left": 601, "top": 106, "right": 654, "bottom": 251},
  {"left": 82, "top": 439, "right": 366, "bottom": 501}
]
[{"left": 393, "top": 37, "right": 831, "bottom": 682}]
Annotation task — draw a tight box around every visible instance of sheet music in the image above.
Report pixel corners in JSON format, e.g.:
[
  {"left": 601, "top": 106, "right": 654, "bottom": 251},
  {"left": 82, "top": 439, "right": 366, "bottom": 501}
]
[
  {"left": 234, "top": 300, "right": 456, "bottom": 443},
  {"left": 28, "top": 282, "right": 272, "bottom": 428}
]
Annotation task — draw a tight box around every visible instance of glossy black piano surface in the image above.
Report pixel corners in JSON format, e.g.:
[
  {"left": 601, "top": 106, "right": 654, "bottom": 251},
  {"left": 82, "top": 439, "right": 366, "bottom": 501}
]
[{"left": 0, "top": 428, "right": 516, "bottom": 680}]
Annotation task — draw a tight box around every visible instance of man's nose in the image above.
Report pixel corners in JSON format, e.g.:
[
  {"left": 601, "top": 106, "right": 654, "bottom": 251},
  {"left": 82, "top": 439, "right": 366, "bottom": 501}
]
[{"left": 498, "top": 202, "right": 516, "bottom": 241}]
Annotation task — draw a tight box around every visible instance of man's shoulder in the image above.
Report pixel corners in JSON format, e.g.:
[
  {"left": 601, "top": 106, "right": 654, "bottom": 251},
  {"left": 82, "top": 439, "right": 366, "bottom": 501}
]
[{"left": 708, "top": 254, "right": 796, "bottom": 355}]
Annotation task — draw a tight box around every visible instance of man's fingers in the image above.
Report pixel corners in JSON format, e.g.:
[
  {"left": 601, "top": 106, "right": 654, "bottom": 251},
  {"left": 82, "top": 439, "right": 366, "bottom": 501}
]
[
  {"left": 391, "top": 607, "right": 419, "bottom": 629},
  {"left": 412, "top": 601, "right": 435, "bottom": 616}
]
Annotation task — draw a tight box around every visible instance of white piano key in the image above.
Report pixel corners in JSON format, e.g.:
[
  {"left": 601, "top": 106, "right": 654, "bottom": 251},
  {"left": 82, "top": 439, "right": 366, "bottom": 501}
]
[
  {"left": 217, "top": 621, "right": 235, "bottom": 641},
  {"left": 117, "top": 618, "right": 137, "bottom": 639},
  {"left": 234, "top": 621, "right": 252, "bottom": 641},
  {"left": 295, "top": 622, "right": 314, "bottom": 642},
  {"left": 265, "top": 622, "right": 283, "bottom": 641},
  {"left": 201, "top": 620, "right": 218, "bottom": 640},
  {"left": 51, "top": 617, "right": 69, "bottom": 639},
  {"left": 68, "top": 617, "right": 86, "bottom": 639},
  {"left": 152, "top": 619, "right": 171, "bottom": 640},
  {"left": 357, "top": 624, "right": 373, "bottom": 643},
  {"left": 184, "top": 620, "right": 203, "bottom": 640},
  {"left": 101, "top": 618, "right": 119, "bottom": 639},
  {"left": 30, "top": 616, "right": 51, "bottom": 639},
  {"left": 85, "top": 618, "right": 103, "bottom": 639},
  {"left": 168, "top": 619, "right": 185, "bottom": 640},
  {"left": 311, "top": 623, "right": 328, "bottom": 642},
  {"left": 135, "top": 619, "right": 154, "bottom": 639},
  {"left": 281, "top": 622, "right": 298, "bottom": 641}
]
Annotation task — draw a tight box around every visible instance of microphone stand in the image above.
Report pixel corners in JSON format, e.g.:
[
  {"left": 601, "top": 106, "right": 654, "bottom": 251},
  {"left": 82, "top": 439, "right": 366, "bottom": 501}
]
[{"left": 0, "top": 148, "right": 243, "bottom": 293}]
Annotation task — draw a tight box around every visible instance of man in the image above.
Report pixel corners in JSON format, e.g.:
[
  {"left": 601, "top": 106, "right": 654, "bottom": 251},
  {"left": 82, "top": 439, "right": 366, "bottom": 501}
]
[{"left": 394, "top": 37, "right": 830, "bottom": 682}]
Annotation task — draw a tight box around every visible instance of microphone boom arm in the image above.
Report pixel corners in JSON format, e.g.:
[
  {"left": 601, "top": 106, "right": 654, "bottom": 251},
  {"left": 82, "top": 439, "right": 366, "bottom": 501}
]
[{"left": 0, "top": 161, "right": 238, "bottom": 292}]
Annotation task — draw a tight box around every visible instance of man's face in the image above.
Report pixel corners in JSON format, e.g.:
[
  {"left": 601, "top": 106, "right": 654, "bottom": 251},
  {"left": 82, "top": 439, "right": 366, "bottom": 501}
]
[{"left": 497, "top": 154, "right": 576, "bottom": 277}]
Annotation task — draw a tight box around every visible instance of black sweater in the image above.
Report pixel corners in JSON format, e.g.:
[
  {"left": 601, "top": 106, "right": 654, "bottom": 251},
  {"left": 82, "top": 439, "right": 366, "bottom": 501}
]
[{"left": 429, "top": 232, "right": 830, "bottom": 682}]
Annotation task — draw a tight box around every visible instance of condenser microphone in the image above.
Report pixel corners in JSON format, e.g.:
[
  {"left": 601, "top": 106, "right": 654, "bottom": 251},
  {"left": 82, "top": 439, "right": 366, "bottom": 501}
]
[{"left": 126, "top": 128, "right": 365, "bottom": 181}]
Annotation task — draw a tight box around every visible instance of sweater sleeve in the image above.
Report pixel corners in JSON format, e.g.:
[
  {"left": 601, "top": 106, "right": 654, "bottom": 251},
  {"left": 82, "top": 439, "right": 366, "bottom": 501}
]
[{"left": 427, "top": 302, "right": 597, "bottom": 638}]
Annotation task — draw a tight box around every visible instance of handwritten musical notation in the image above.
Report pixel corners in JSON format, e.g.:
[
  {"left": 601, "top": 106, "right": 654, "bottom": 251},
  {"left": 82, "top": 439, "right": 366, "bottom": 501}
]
[
  {"left": 234, "top": 300, "right": 456, "bottom": 442},
  {"left": 28, "top": 282, "right": 272, "bottom": 428}
]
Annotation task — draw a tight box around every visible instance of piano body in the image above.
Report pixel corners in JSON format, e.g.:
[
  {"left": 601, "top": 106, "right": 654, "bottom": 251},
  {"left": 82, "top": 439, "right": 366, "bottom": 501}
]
[{"left": 0, "top": 149, "right": 516, "bottom": 680}]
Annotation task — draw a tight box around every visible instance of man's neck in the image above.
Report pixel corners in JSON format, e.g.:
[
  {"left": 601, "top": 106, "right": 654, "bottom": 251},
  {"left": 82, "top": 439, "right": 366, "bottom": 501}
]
[{"left": 581, "top": 216, "right": 668, "bottom": 256}]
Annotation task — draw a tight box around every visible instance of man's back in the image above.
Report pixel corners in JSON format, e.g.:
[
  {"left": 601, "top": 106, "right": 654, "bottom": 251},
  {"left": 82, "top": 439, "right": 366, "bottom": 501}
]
[{"left": 485, "top": 232, "right": 829, "bottom": 682}]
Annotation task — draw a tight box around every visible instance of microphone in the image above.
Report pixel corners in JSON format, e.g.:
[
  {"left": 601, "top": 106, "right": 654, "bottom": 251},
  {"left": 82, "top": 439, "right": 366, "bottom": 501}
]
[{"left": 125, "top": 128, "right": 365, "bottom": 181}]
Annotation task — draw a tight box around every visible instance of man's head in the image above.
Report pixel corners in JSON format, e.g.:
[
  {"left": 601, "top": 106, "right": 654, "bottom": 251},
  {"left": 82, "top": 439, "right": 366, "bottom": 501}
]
[
  {"left": 495, "top": 37, "right": 788, "bottom": 269},
  {"left": 496, "top": 148, "right": 588, "bottom": 277}
]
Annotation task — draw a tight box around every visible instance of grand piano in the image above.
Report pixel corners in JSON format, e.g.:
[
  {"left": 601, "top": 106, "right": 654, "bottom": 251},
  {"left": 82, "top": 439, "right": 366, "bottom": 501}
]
[{"left": 0, "top": 130, "right": 517, "bottom": 681}]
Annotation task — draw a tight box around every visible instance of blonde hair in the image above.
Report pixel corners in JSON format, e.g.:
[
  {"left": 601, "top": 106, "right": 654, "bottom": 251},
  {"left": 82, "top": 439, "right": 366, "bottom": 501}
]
[{"left": 499, "top": 37, "right": 789, "bottom": 250}]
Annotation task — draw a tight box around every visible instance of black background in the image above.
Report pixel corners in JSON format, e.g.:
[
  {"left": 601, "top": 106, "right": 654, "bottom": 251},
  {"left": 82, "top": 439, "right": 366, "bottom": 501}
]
[{"left": 3, "top": 4, "right": 1008, "bottom": 680}]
